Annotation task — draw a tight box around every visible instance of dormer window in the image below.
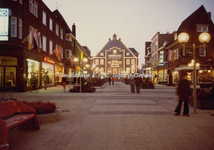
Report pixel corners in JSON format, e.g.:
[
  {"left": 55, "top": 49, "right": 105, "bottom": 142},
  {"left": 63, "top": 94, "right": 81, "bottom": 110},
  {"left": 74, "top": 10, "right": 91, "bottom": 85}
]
[
  {"left": 174, "top": 33, "right": 177, "bottom": 41},
  {"left": 197, "top": 24, "right": 208, "bottom": 32}
]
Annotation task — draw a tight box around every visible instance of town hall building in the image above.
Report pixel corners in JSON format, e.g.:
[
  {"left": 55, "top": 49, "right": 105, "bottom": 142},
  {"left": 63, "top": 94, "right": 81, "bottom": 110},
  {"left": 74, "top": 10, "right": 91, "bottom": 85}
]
[{"left": 92, "top": 34, "right": 139, "bottom": 75}]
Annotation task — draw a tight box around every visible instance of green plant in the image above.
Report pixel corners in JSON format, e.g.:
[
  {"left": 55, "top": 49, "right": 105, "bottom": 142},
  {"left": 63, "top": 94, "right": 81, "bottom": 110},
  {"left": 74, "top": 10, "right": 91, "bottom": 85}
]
[{"left": 21, "top": 101, "right": 57, "bottom": 114}]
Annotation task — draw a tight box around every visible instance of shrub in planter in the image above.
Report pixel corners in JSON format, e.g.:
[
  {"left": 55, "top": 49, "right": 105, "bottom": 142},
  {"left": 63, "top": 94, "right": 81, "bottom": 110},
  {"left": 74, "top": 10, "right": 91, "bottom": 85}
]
[{"left": 21, "top": 101, "right": 57, "bottom": 114}]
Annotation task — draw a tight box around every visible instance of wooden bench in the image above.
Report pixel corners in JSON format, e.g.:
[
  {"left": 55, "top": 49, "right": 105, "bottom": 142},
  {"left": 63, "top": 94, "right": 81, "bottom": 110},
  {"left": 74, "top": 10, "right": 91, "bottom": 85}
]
[{"left": 0, "top": 101, "right": 40, "bottom": 149}]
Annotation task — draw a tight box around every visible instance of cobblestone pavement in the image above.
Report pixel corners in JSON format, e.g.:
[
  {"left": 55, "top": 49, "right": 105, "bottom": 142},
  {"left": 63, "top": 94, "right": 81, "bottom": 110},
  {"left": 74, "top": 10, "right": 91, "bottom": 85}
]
[{"left": 4, "top": 82, "right": 214, "bottom": 150}]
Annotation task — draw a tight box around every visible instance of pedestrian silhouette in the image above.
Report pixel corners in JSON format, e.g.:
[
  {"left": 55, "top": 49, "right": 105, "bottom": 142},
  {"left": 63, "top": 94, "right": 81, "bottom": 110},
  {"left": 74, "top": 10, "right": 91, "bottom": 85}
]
[{"left": 174, "top": 73, "right": 192, "bottom": 116}]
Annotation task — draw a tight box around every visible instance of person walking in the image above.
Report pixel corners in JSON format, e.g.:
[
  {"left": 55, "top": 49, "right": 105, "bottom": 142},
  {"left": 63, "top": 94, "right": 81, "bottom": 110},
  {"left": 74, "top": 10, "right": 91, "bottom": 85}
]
[
  {"left": 111, "top": 76, "right": 115, "bottom": 85},
  {"left": 174, "top": 73, "right": 192, "bottom": 116},
  {"left": 134, "top": 75, "right": 141, "bottom": 94},
  {"left": 43, "top": 72, "right": 49, "bottom": 90},
  {"left": 108, "top": 77, "right": 111, "bottom": 85}
]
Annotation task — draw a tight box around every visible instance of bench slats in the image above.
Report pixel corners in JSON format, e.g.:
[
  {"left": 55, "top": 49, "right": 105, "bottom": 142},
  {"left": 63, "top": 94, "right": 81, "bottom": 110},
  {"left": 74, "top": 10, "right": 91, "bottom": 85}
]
[{"left": 4, "top": 114, "right": 36, "bottom": 129}]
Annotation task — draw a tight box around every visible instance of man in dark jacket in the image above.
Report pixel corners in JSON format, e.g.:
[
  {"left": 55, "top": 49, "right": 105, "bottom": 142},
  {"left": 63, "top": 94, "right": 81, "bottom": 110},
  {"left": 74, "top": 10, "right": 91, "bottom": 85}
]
[{"left": 174, "top": 73, "right": 192, "bottom": 116}]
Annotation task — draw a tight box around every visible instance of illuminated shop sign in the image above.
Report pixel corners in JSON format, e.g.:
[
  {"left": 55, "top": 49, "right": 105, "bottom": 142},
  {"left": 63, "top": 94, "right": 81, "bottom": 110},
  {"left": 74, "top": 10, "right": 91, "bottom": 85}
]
[
  {"left": 44, "top": 57, "right": 55, "bottom": 64},
  {"left": 0, "top": 8, "right": 9, "bottom": 41}
]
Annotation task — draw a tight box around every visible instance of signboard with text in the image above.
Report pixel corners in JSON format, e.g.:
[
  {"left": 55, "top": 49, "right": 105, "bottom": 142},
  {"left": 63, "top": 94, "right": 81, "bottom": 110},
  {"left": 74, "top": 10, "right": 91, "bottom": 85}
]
[{"left": 0, "top": 8, "right": 9, "bottom": 41}]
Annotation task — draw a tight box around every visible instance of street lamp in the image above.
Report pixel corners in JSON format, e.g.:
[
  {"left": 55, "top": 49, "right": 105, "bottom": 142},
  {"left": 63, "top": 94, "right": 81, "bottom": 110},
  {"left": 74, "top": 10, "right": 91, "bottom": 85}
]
[
  {"left": 74, "top": 57, "right": 88, "bottom": 93},
  {"left": 178, "top": 32, "right": 211, "bottom": 113}
]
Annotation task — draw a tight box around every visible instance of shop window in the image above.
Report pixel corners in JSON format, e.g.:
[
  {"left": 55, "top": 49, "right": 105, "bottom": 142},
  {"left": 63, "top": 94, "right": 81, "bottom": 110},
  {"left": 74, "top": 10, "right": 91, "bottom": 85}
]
[
  {"left": 55, "top": 64, "right": 63, "bottom": 83},
  {"left": 42, "top": 62, "right": 54, "bottom": 85},
  {"left": 172, "top": 71, "right": 179, "bottom": 83},
  {"left": 19, "top": 19, "right": 22, "bottom": 39},
  {"left": 11, "top": 17, "right": 17, "bottom": 37},
  {"left": 198, "top": 70, "right": 214, "bottom": 84},
  {"left": 27, "top": 59, "right": 39, "bottom": 87},
  {"left": 29, "top": 0, "right": 38, "bottom": 17},
  {"left": 5, "top": 67, "right": 16, "bottom": 87}
]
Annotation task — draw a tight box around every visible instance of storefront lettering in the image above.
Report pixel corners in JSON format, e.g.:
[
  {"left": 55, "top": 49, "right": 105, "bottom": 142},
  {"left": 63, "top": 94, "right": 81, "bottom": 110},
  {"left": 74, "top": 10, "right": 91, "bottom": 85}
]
[{"left": 44, "top": 57, "right": 55, "bottom": 64}]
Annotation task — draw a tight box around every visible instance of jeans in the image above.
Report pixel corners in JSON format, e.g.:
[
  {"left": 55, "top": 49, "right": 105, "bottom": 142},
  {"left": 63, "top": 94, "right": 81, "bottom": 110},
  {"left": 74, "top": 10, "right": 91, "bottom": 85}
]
[{"left": 175, "top": 99, "right": 189, "bottom": 115}]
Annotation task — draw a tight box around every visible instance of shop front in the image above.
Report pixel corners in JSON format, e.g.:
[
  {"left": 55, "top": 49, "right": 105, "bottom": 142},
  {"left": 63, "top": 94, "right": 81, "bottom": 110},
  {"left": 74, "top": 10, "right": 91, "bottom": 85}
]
[
  {"left": 26, "top": 59, "right": 40, "bottom": 90},
  {"left": 0, "top": 56, "right": 17, "bottom": 91},
  {"left": 158, "top": 68, "right": 168, "bottom": 85},
  {"left": 42, "top": 57, "right": 55, "bottom": 87},
  {"left": 55, "top": 62, "right": 64, "bottom": 84}
]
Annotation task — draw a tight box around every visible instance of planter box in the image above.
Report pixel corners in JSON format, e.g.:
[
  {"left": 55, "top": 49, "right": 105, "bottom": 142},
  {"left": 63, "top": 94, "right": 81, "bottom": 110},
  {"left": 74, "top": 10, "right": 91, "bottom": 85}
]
[{"left": 197, "top": 99, "right": 214, "bottom": 109}]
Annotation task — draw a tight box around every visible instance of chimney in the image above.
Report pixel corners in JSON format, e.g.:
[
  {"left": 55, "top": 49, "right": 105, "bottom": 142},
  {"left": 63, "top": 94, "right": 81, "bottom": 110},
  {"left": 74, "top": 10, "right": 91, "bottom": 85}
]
[{"left": 72, "top": 23, "right": 76, "bottom": 37}]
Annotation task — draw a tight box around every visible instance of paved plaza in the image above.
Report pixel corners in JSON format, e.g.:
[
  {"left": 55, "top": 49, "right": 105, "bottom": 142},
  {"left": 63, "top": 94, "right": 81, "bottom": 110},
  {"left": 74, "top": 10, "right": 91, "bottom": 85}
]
[{"left": 4, "top": 82, "right": 214, "bottom": 150}]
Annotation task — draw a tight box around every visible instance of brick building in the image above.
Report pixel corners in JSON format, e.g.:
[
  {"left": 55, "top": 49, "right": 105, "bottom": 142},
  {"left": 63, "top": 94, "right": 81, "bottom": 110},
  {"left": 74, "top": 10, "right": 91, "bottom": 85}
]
[{"left": 0, "top": 0, "right": 90, "bottom": 91}]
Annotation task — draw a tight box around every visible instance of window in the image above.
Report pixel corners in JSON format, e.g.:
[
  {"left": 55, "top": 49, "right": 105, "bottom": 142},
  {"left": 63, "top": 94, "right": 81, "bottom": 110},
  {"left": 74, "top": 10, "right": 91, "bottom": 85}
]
[
  {"left": 174, "top": 33, "right": 177, "bottom": 40},
  {"left": 155, "top": 40, "right": 158, "bottom": 50},
  {"left": 199, "top": 47, "right": 206, "bottom": 57},
  {"left": 49, "top": 18, "right": 53, "bottom": 31},
  {"left": 172, "top": 48, "right": 178, "bottom": 60},
  {"left": 18, "top": 19, "right": 22, "bottom": 39},
  {"left": 56, "top": 24, "right": 59, "bottom": 36},
  {"left": 11, "top": 17, "right": 17, "bottom": 37},
  {"left": 100, "top": 53, "right": 104, "bottom": 56},
  {"left": 49, "top": 40, "right": 53, "bottom": 54},
  {"left": 95, "top": 59, "right": 99, "bottom": 65},
  {"left": 126, "top": 52, "right": 130, "bottom": 56},
  {"left": 100, "top": 59, "right": 104, "bottom": 65},
  {"left": 60, "top": 28, "right": 63, "bottom": 39},
  {"left": 66, "top": 50, "right": 72, "bottom": 58},
  {"left": 197, "top": 25, "right": 208, "bottom": 32},
  {"left": 29, "top": 0, "right": 38, "bottom": 17},
  {"left": 66, "top": 35, "right": 72, "bottom": 41},
  {"left": 131, "top": 59, "right": 135, "bottom": 65},
  {"left": 100, "top": 68, "right": 104, "bottom": 73},
  {"left": 126, "top": 59, "right": 130, "bottom": 65},
  {"left": 42, "top": 36, "right": 47, "bottom": 52},
  {"left": 42, "top": 11, "right": 46, "bottom": 26}
]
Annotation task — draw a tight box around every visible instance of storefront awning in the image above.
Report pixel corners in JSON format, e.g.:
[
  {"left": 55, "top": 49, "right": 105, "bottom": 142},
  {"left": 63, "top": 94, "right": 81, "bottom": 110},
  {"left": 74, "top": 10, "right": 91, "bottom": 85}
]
[{"left": 175, "top": 66, "right": 200, "bottom": 71}]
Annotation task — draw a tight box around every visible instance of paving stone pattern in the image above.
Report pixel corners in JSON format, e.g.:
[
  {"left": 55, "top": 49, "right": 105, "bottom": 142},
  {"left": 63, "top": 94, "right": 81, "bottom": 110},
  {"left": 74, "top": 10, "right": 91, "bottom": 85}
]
[{"left": 5, "top": 82, "right": 214, "bottom": 150}]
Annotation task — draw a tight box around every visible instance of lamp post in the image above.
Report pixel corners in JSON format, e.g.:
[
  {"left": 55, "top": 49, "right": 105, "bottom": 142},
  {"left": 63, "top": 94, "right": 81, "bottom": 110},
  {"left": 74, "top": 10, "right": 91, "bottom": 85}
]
[
  {"left": 74, "top": 57, "right": 88, "bottom": 93},
  {"left": 178, "top": 32, "right": 211, "bottom": 113}
]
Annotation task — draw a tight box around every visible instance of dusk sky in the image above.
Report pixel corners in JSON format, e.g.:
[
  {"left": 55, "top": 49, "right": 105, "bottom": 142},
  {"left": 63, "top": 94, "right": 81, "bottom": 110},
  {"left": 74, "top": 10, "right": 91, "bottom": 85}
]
[{"left": 43, "top": 0, "right": 214, "bottom": 65}]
